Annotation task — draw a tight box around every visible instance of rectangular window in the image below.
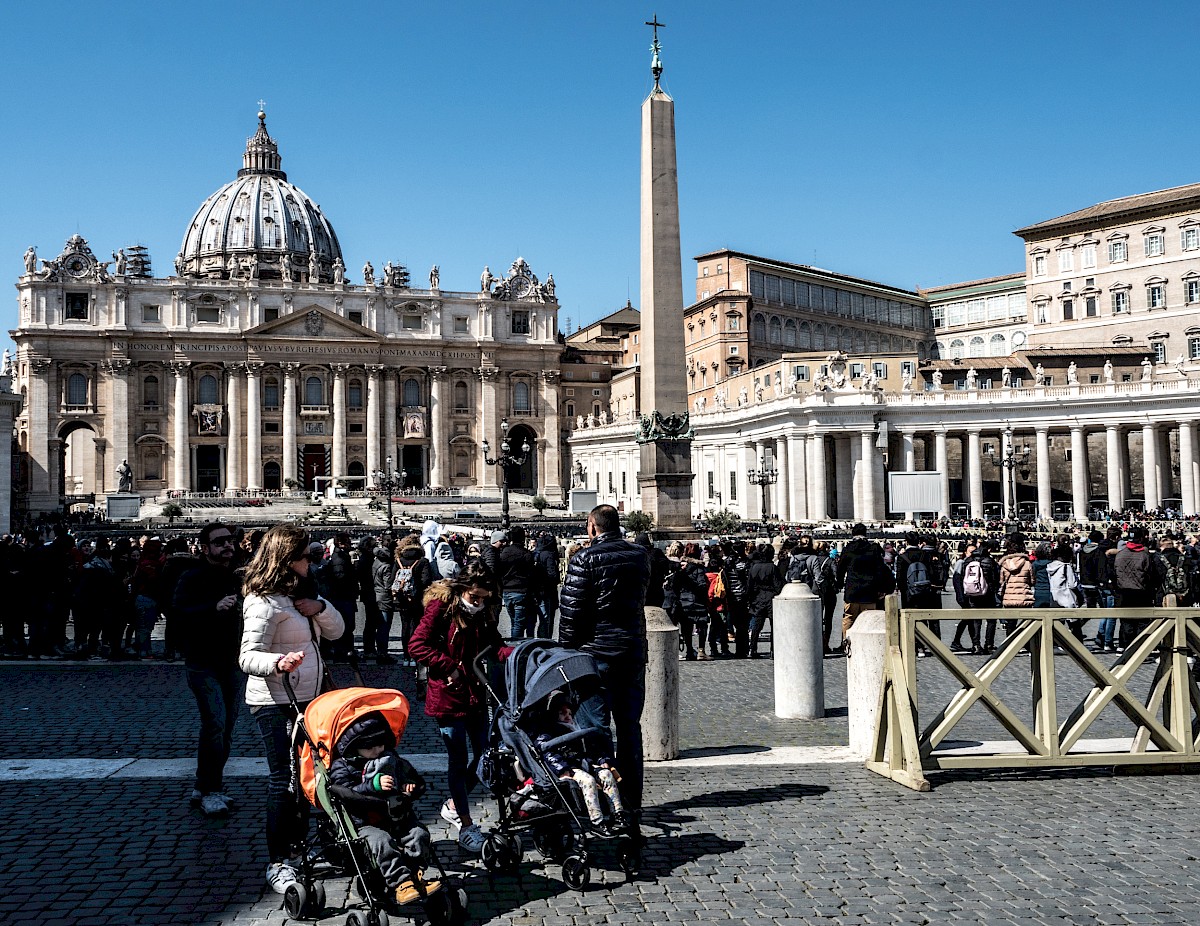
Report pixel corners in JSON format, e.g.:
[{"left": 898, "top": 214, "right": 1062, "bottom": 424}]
[
  {"left": 1081, "top": 244, "right": 1097, "bottom": 269},
  {"left": 142, "top": 304, "right": 160, "bottom": 322},
  {"left": 1058, "top": 249, "right": 1073, "bottom": 273},
  {"left": 1062, "top": 299, "right": 1074, "bottom": 320},
  {"left": 1085, "top": 296, "right": 1098, "bottom": 317},
  {"left": 348, "top": 310, "right": 363, "bottom": 325},
  {"left": 1145, "top": 233, "right": 1165, "bottom": 257},
  {"left": 511, "top": 310, "right": 530, "bottom": 335},
  {"left": 1033, "top": 255, "right": 1047, "bottom": 276},
  {"left": 1109, "top": 240, "right": 1128, "bottom": 263},
  {"left": 1154, "top": 341, "right": 1166, "bottom": 363},
  {"left": 1183, "top": 228, "right": 1200, "bottom": 251},
  {"left": 65, "top": 292, "right": 88, "bottom": 320},
  {"left": 1148, "top": 284, "right": 1165, "bottom": 309},
  {"left": 1187, "top": 280, "right": 1200, "bottom": 304},
  {"left": 1112, "top": 291, "right": 1129, "bottom": 314}
]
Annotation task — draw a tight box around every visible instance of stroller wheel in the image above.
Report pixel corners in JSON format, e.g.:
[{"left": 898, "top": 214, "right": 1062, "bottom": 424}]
[
  {"left": 532, "top": 822, "right": 573, "bottom": 862},
  {"left": 561, "top": 854, "right": 590, "bottom": 891},
  {"left": 283, "top": 882, "right": 308, "bottom": 919}
]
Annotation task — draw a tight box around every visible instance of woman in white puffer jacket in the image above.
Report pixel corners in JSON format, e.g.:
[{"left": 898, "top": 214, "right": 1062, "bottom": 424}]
[{"left": 238, "top": 523, "right": 345, "bottom": 895}]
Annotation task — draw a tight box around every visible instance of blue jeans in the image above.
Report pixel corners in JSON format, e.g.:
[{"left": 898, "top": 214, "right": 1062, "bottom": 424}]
[
  {"left": 186, "top": 666, "right": 245, "bottom": 795},
  {"left": 253, "top": 703, "right": 310, "bottom": 862},
  {"left": 503, "top": 592, "right": 537, "bottom": 638},
  {"left": 574, "top": 655, "right": 646, "bottom": 810},
  {"left": 438, "top": 715, "right": 488, "bottom": 823}
]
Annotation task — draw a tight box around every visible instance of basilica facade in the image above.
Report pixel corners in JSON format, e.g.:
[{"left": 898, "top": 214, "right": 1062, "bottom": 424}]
[{"left": 11, "top": 113, "right": 566, "bottom": 517}]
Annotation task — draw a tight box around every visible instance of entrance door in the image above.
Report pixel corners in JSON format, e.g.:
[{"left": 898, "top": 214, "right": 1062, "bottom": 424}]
[
  {"left": 195, "top": 446, "right": 222, "bottom": 493},
  {"left": 401, "top": 445, "right": 426, "bottom": 489},
  {"left": 303, "top": 445, "right": 327, "bottom": 491}
]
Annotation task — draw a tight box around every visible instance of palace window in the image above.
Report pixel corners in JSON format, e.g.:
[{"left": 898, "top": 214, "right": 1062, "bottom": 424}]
[
  {"left": 264, "top": 377, "right": 280, "bottom": 408},
  {"left": 143, "top": 375, "right": 160, "bottom": 407},
  {"left": 198, "top": 374, "right": 219, "bottom": 404},
  {"left": 67, "top": 373, "right": 87, "bottom": 406},
  {"left": 403, "top": 378, "right": 421, "bottom": 407},
  {"left": 305, "top": 376, "right": 324, "bottom": 405},
  {"left": 348, "top": 379, "right": 363, "bottom": 409},
  {"left": 511, "top": 310, "right": 530, "bottom": 335}
]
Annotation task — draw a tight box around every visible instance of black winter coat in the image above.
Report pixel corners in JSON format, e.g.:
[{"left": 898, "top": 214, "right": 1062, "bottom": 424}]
[{"left": 558, "top": 531, "right": 650, "bottom": 663}]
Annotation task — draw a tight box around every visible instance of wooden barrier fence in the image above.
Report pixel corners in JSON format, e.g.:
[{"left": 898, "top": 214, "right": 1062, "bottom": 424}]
[{"left": 867, "top": 594, "right": 1200, "bottom": 791}]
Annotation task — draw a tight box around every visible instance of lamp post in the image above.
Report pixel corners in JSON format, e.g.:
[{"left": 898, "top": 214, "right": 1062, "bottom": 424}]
[
  {"left": 483, "top": 417, "right": 531, "bottom": 530},
  {"left": 989, "top": 427, "right": 1030, "bottom": 521},
  {"left": 748, "top": 455, "right": 778, "bottom": 527},
  {"left": 372, "top": 455, "right": 406, "bottom": 537}
]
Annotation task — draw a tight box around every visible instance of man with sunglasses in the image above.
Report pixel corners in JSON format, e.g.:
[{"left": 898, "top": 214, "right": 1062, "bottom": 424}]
[{"left": 174, "top": 522, "right": 245, "bottom": 816}]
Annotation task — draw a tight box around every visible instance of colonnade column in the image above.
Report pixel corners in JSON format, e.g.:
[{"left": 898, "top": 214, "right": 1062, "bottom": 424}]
[
  {"left": 429, "top": 367, "right": 448, "bottom": 488},
  {"left": 540, "top": 371, "right": 563, "bottom": 502},
  {"left": 1179, "top": 423, "right": 1196, "bottom": 516},
  {"left": 1142, "top": 424, "right": 1160, "bottom": 510},
  {"left": 383, "top": 373, "right": 398, "bottom": 477},
  {"left": 1070, "top": 426, "right": 1089, "bottom": 521},
  {"left": 860, "top": 430, "right": 876, "bottom": 523},
  {"left": 1036, "top": 428, "right": 1052, "bottom": 521},
  {"left": 171, "top": 361, "right": 190, "bottom": 492},
  {"left": 787, "top": 431, "right": 807, "bottom": 521},
  {"left": 246, "top": 364, "right": 262, "bottom": 491},
  {"left": 332, "top": 364, "right": 347, "bottom": 480},
  {"left": 282, "top": 363, "right": 298, "bottom": 486},
  {"left": 775, "top": 436, "right": 790, "bottom": 521},
  {"left": 226, "top": 363, "right": 242, "bottom": 494},
  {"left": 966, "top": 430, "right": 983, "bottom": 519},
  {"left": 934, "top": 430, "right": 949, "bottom": 519},
  {"left": 1105, "top": 426, "right": 1124, "bottom": 512},
  {"left": 901, "top": 430, "right": 916, "bottom": 521},
  {"left": 366, "top": 366, "right": 382, "bottom": 481}
]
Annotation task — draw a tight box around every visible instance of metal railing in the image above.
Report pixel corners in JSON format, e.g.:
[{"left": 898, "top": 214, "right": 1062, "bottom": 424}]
[{"left": 867, "top": 593, "right": 1200, "bottom": 792}]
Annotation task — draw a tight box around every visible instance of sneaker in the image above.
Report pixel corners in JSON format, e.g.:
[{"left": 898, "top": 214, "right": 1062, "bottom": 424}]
[
  {"left": 457, "top": 823, "right": 486, "bottom": 854},
  {"left": 265, "top": 861, "right": 299, "bottom": 894},
  {"left": 439, "top": 798, "right": 461, "bottom": 829},
  {"left": 200, "top": 793, "right": 229, "bottom": 816}
]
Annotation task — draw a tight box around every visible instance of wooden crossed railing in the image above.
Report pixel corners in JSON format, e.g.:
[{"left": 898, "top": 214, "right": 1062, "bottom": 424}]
[{"left": 867, "top": 594, "right": 1200, "bottom": 791}]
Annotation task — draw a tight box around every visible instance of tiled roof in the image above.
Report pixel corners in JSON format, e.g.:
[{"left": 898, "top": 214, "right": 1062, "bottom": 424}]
[{"left": 1013, "top": 182, "right": 1200, "bottom": 238}]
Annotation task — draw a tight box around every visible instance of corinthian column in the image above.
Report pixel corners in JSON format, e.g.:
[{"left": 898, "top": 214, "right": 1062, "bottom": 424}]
[
  {"left": 246, "top": 364, "right": 262, "bottom": 491},
  {"left": 366, "top": 365, "right": 383, "bottom": 480},
  {"left": 429, "top": 367, "right": 448, "bottom": 489},
  {"left": 171, "top": 361, "right": 191, "bottom": 492},
  {"left": 332, "top": 364, "right": 348, "bottom": 479},
  {"left": 225, "top": 363, "right": 243, "bottom": 494},
  {"left": 283, "top": 363, "right": 298, "bottom": 485},
  {"left": 540, "top": 370, "right": 563, "bottom": 502}
]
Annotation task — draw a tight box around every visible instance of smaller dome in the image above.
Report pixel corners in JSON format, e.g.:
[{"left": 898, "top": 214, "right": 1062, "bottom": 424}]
[{"left": 176, "top": 112, "right": 343, "bottom": 283}]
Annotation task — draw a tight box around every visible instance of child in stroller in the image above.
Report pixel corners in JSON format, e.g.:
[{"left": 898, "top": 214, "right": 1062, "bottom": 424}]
[
  {"left": 329, "top": 712, "right": 441, "bottom": 906},
  {"left": 532, "top": 690, "right": 631, "bottom": 837}
]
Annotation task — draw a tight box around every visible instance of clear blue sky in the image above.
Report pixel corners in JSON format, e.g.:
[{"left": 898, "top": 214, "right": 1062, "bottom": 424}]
[{"left": 3, "top": 1, "right": 1199, "bottom": 344}]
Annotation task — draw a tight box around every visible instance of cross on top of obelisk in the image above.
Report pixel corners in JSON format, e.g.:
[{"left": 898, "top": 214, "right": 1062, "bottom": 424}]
[{"left": 645, "top": 15, "right": 665, "bottom": 89}]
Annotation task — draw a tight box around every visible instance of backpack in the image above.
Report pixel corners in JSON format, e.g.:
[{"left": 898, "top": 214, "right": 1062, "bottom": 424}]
[
  {"left": 905, "top": 557, "right": 932, "bottom": 600},
  {"left": 1161, "top": 555, "right": 1190, "bottom": 595},
  {"left": 961, "top": 558, "right": 989, "bottom": 598},
  {"left": 391, "top": 562, "right": 416, "bottom": 604}
]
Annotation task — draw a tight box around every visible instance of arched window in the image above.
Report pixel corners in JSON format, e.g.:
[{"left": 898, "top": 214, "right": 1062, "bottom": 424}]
[
  {"left": 143, "top": 375, "right": 160, "bottom": 407},
  {"left": 799, "top": 321, "right": 811, "bottom": 350},
  {"left": 264, "top": 377, "right": 280, "bottom": 408},
  {"left": 968, "top": 336, "right": 986, "bottom": 358},
  {"left": 348, "top": 379, "right": 363, "bottom": 409},
  {"left": 68, "top": 373, "right": 87, "bottom": 406},
  {"left": 950, "top": 339, "right": 965, "bottom": 360},
  {"left": 403, "top": 378, "right": 421, "bottom": 407},
  {"left": 305, "top": 376, "right": 323, "bottom": 406},
  {"left": 752, "top": 314, "right": 767, "bottom": 341},
  {"left": 989, "top": 333, "right": 1007, "bottom": 356},
  {"left": 198, "top": 374, "right": 219, "bottom": 404},
  {"left": 514, "top": 381, "right": 531, "bottom": 413},
  {"left": 769, "top": 317, "right": 782, "bottom": 344},
  {"left": 453, "top": 380, "right": 469, "bottom": 412}
]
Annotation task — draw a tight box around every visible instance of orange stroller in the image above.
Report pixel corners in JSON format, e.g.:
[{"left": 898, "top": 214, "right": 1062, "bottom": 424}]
[{"left": 283, "top": 676, "right": 468, "bottom": 926}]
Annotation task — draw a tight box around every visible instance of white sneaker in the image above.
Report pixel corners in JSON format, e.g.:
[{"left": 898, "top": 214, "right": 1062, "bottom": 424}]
[
  {"left": 457, "top": 823, "right": 486, "bottom": 854},
  {"left": 440, "top": 798, "right": 461, "bottom": 829},
  {"left": 265, "top": 861, "right": 299, "bottom": 894},
  {"left": 200, "top": 793, "right": 229, "bottom": 816}
]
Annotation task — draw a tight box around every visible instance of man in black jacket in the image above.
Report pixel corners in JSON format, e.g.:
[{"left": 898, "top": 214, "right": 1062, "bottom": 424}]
[
  {"left": 174, "top": 522, "right": 244, "bottom": 817},
  {"left": 559, "top": 505, "right": 650, "bottom": 812}
]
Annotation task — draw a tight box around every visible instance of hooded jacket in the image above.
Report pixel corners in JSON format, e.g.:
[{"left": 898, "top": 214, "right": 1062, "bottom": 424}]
[{"left": 998, "top": 553, "right": 1034, "bottom": 607}]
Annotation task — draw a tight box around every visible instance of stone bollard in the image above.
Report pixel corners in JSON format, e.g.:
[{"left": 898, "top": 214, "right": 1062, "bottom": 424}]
[
  {"left": 643, "top": 605, "right": 679, "bottom": 760},
  {"left": 773, "top": 581, "right": 825, "bottom": 719},
  {"left": 846, "top": 610, "right": 888, "bottom": 758}
]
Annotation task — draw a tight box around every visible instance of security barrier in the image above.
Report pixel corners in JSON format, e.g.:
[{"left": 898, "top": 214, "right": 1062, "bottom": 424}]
[{"left": 867, "top": 594, "right": 1200, "bottom": 791}]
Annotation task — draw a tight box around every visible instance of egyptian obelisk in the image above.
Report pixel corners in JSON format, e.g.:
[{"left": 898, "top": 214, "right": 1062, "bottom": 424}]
[{"left": 636, "top": 18, "right": 694, "bottom": 535}]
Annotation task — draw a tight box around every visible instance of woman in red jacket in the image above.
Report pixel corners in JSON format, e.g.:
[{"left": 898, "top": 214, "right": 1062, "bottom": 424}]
[{"left": 408, "top": 564, "right": 510, "bottom": 855}]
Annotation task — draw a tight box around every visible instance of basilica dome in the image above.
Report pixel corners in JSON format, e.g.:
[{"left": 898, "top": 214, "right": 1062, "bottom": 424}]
[{"left": 176, "top": 112, "right": 343, "bottom": 283}]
